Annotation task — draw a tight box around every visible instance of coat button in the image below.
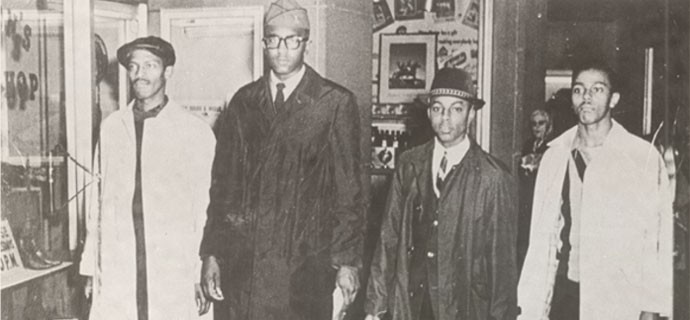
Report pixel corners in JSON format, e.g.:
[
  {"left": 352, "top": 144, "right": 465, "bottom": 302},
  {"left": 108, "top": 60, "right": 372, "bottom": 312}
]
[
  {"left": 427, "top": 251, "right": 435, "bottom": 258},
  {"left": 432, "top": 220, "right": 438, "bottom": 227}
]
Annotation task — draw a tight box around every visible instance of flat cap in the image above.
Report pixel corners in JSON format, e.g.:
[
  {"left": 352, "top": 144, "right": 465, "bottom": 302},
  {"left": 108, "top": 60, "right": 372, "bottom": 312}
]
[
  {"left": 117, "top": 36, "right": 176, "bottom": 67},
  {"left": 264, "top": 0, "right": 310, "bottom": 32}
]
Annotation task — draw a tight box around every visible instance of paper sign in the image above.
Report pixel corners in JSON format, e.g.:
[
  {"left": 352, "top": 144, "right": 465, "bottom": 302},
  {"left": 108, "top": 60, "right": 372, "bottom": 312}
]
[{"left": 1, "top": 219, "right": 24, "bottom": 273}]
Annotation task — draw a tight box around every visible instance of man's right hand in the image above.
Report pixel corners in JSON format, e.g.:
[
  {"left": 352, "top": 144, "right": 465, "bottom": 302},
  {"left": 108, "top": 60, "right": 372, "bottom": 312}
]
[{"left": 201, "top": 255, "right": 224, "bottom": 301}]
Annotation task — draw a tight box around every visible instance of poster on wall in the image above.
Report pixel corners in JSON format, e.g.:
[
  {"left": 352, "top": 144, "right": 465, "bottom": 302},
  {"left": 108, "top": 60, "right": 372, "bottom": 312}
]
[
  {"left": 373, "top": 0, "right": 395, "bottom": 32},
  {"left": 379, "top": 33, "right": 437, "bottom": 103},
  {"left": 180, "top": 100, "right": 225, "bottom": 127},
  {"left": 437, "top": 36, "right": 478, "bottom": 79},
  {"left": 394, "top": 0, "right": 426, "bottom": 20},
  {"left": 431, "top": 0, "right": 455, "bottom": 22},
  {"left": 461, "top": 0, "right": 480, "bottom": 29},
  {"left": 1, "top": 219, "right": 25, "bottom": 274}
]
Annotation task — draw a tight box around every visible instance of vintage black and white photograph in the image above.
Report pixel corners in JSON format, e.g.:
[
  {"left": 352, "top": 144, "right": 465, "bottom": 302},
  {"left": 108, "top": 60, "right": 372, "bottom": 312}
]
[
  {"left": 393, "top": 0, "right": 426, "bottom": 21},
  {"left": 1, "top": 0, "right": 689, "bottom": 319},
  {"left": 461, "top": 0, "right": 480, "bottom": 29},
  {"left": 431, "top": 0, "right": 456, "bottom": 21},
  {"left": 379, "top": 33, "right": 437, "bottom": 103},
  {"left": 373, "top": 0, "right": 395, "bottom": 32}
]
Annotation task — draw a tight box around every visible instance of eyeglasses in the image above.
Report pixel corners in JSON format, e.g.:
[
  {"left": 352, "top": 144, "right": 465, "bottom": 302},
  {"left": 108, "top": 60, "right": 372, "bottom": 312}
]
[{"left": 262, "top": 35, "right": 308, "bottom": 50}]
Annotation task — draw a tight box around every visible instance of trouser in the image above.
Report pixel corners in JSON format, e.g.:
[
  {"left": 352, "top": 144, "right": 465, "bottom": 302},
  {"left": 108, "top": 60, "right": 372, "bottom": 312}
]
[
  {"left": 549, "top": 275, "right": 579, "bottom": 320},
  {"left": 419, "top": 287, "right": 435, "bottom": 320}
]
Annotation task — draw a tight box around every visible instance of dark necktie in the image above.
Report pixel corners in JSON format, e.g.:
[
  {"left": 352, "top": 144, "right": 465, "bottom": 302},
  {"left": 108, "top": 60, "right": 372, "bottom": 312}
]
[
  {"left": 572, "top": 149, "right": 587, "bottom": 180},
  {"left": 274, "top": 82, "right": 285, "bottom": 113},
  {"left": 436, "top": 152, "right": 448, "bottom": 195}
]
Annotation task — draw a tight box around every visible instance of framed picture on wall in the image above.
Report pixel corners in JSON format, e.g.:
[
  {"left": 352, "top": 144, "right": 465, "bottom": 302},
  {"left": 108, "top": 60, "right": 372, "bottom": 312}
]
[
  {"left": 394, "top": 0, "right": 426, "bottom": 20},
  {"left": 373, "top": 0, "right": 394, "bottom": 32},
  {"left": 378, "top": 33, "right": 437, "bottom": 103}
]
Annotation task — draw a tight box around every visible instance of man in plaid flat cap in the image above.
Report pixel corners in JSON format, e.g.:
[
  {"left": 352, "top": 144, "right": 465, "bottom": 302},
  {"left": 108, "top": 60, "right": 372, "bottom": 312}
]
[{"left": 199, "top": 1, "right": 365, "bottom": 319}]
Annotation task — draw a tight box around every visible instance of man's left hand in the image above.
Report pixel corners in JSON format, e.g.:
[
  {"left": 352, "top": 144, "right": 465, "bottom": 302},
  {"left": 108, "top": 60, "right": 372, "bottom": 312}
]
[
  {"left": 195, "top": 283, "right": 211, "bottom": 315},
  {"left": 335, "top": 266, "right": 359, "bottom": 307}
]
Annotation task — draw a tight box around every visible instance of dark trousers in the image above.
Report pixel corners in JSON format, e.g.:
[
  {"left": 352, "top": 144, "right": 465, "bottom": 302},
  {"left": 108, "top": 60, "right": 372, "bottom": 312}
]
[
  {"left": 419, "top": 288, "right": 435, "bottom": 320},
  {"left": 549, "top": 275, "right": 579, "bottom": 320}
]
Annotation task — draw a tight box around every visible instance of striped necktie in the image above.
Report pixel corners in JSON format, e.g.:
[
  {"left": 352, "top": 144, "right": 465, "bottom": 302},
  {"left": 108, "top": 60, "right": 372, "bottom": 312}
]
[{"left": 436, "top": 152, "right": 448, "bottom": 195}]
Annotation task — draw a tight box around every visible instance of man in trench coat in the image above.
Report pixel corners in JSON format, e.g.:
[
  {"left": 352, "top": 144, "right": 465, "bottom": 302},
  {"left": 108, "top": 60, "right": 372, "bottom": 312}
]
[
  {"left": 199, "top": 0, "right": 365, "bottom": 319},
  {"left": 365, "top": 68, "right": 519, "bottom": 320},
  {"left": 80, "top": 36, "right": 215, "bottom": 319}
]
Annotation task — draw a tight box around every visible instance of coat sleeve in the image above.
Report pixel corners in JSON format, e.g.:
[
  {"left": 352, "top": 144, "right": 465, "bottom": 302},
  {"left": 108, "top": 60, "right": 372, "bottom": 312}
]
[
  {"left": 199, "top": 95, "right": 245, "bottom": 258},
  {"left": 365, "top": 166, "right": 405, "bottom": 317},
  {"left": 190, "top": 126, "right": 216, "bottom": 279},
  {"left": 487, "top": 171, "right": 519, "bottom": 320},
  {"left": 327, "top": 92, "right": 366, "bottom": 269},
  {"left": 639, "top": 152, "right": 674, "bottom": 316},
  {"left": 80, "top": 141, "right": 102, "bottom": 277}
]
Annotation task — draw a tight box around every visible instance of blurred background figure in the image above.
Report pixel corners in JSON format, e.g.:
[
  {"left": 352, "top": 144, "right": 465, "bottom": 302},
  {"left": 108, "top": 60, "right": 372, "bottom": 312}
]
[{"left": 518, "top": 108, "right": 553, "bottom": 271}]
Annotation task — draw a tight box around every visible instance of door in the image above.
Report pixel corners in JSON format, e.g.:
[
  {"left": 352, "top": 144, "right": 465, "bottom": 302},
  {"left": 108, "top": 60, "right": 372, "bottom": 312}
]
[{"left": 160, "top": 7, "right": 264, "bottom": 127}]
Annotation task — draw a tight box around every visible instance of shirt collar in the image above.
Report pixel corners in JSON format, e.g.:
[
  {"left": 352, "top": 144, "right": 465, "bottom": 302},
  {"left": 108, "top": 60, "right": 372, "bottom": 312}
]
[
  {"left": 432, "top": 137, "right": 470, "bottom": 196},
  {"left": 269, "top": 64, "right": 306, "bottom": 101},
  {"left": 133, "top": 95, "right": 168, "bottom": 121},
  {"left": 434, "top": 137, "right": 470, "bottom": 165}
]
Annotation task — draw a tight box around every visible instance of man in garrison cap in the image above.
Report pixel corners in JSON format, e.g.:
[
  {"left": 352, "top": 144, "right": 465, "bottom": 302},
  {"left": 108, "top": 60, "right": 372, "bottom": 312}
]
[
  {"left": 365, "top": 68, "right": 519, "bottom": 320},
  {"left": 81, "top": 36, "right": 216, "bottom": 319},
  {"left": 199, "top": 0, "right": 365, "bottom": 319}
]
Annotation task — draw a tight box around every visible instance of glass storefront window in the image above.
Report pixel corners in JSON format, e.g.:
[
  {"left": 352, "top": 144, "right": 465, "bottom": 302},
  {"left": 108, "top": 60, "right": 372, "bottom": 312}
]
[{"left": 1, "top": 1, "right": 69, "bottom": 280}]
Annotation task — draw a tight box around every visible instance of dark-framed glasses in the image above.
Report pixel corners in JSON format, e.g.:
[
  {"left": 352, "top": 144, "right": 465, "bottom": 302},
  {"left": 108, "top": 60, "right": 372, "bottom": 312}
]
[{"left": 262, "top": 35, "right": 308, "bottom": 50}]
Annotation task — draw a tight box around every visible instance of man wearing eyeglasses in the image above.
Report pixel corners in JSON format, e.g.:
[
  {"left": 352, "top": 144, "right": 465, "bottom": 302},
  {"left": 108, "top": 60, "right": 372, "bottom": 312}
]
[
  {"left": 199, "top": 0, "right": 364, "bottom": 319},
  {"left": 365, "top": 68, "right": 518, "bottom": 320}
]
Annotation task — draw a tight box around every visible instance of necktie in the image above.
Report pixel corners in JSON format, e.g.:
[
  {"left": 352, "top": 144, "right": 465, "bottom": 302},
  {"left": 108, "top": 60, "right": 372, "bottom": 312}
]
[
  {"left": 436, "top": 152, "right": 448, "bottom": 195},
  {"left": 274, "top": 82, "right": 285, "bottom": 113},
  {"left": 572, "top": 149, "right": 587, "bottom": 180}
]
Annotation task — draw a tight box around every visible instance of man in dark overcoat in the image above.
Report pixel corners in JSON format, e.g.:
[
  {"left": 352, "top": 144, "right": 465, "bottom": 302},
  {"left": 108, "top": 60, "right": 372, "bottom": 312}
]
[
  {"left": 365, "top": 68, "right": 518, "bottom": 320},
  {"left": 198, "top": 0, "right": 365, "bottom": 319}
]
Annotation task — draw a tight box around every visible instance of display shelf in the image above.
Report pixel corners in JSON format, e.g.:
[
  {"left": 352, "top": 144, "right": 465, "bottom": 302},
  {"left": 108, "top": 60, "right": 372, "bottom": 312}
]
[{"left": 1, "top": 262, "right": 73, "bottom": 290}]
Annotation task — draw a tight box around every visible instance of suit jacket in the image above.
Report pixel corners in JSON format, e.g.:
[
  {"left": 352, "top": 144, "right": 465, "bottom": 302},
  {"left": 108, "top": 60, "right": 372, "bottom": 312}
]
[{"left": 366, "top": 139, "right": 519, "bottom": 320}]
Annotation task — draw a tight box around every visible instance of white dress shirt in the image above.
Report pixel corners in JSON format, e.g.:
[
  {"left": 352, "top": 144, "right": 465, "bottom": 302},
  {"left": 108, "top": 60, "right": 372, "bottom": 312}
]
[
  {"left": 432, "top": 136, "right": 470, "bottom": 197},
  {"left": 269, "top": 64, "right": 306, "bottom": 102}
]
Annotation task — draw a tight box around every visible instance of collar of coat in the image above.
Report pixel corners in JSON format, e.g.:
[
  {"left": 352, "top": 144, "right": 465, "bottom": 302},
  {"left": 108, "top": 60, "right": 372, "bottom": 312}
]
[
  {"left": 404, "top": 137, "right": 485, "bottom": 187},
  {"left": 548, "top": 120, "right": 632, "bottom": 153},
  {"left": 125, "top": 97, "right": 184, "bottom": 120}
]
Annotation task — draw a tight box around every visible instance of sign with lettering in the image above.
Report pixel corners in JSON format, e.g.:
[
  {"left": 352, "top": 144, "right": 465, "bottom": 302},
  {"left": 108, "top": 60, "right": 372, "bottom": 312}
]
[{"left": 1, "top": 219, "right": 24, "bottom": 273}]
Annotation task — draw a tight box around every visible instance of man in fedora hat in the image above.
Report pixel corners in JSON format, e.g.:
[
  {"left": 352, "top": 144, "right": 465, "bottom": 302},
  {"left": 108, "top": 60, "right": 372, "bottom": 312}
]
[
  {"left": 80, "top": 36, "right": 215, "bottom": 319},
  {"left": 365, "top": 67, "right": 518, "bottom": 320},
  {"left": 199, "top": 0, "right": 365, "bottom": 319}
]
